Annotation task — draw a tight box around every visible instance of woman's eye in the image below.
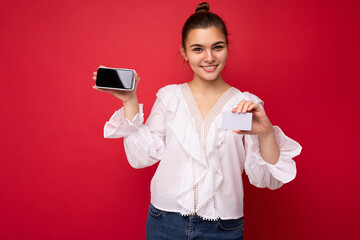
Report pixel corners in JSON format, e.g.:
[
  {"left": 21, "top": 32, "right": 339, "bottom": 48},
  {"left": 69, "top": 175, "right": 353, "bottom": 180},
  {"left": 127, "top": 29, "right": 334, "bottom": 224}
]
[
  {"left": 193, "top": 48, "right": 202, "bottom": 52},
  {"left": 214, "top": 45, "right": 224, "bottom": 50}
]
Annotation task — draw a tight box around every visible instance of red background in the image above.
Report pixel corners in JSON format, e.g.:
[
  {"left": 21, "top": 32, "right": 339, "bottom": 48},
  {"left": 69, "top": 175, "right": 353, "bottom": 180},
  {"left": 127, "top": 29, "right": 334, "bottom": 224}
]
[{"left": 1, "top": 0, "right": 359, "bottom": 239}]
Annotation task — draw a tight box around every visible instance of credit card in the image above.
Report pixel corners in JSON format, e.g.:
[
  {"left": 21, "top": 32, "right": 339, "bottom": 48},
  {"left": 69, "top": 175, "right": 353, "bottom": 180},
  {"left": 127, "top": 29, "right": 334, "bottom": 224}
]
[{"left": 221, "top": 112, "right": 252, "bottom": 131}]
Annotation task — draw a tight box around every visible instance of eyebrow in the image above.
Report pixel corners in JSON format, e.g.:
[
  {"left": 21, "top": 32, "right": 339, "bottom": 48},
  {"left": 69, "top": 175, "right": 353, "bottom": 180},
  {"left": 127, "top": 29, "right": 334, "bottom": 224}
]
[{"left": 189, "top": 41, "right": 226, "bottom": 48}]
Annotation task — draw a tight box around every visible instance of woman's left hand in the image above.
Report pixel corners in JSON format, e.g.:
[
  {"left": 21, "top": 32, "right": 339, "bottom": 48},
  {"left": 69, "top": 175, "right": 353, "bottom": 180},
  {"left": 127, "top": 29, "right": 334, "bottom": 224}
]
[{"left": 231, "top": 100, "right": 274, "bottom": 136}]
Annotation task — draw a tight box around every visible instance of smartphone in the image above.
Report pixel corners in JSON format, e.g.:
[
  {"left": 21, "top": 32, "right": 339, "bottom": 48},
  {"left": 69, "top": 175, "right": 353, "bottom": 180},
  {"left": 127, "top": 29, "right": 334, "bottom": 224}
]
[
  {"left": 221, "top": 112, "right": 253, "bottom": 131},
  {"left": 96, "top": 67, "right": 135, "bottom": 91}
]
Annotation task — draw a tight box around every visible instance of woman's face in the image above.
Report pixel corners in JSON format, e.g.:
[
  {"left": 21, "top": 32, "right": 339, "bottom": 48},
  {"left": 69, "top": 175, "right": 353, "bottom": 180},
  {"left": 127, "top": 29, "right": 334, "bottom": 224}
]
[{"left": 181, "top": 26, "right": 228, "bottom": 83}]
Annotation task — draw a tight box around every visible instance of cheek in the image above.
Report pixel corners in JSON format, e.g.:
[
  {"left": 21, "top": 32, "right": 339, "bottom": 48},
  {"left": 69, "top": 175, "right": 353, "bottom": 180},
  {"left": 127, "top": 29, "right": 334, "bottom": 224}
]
[
  {"left": 216, "top": 51, "right": 228, "bottom": 62},
  {"left": 188, "top": 55, "right": 202, "bottom": 66}
]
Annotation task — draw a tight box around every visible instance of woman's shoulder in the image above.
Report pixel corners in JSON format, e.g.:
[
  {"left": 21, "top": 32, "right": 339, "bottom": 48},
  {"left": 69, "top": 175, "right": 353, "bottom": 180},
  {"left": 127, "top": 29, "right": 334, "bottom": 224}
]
[
  {"left": 231, "top": 87, "right": 264, "bottom": 106},
  {"left": 155, "top": 84, "right": 185, "bottom": 110},
  {"left": 155, "top": 83, "right": 184, "bottom": 100},
  {"left": 156, "top": 84, "right": 181, "bottom": 97}
]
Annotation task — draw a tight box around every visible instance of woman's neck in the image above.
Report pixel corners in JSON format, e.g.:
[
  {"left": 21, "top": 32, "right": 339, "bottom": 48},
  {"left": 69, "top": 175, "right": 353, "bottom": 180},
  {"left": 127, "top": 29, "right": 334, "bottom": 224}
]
[{"left": 188, "top": 75, "right": 231, "bottom": 95}]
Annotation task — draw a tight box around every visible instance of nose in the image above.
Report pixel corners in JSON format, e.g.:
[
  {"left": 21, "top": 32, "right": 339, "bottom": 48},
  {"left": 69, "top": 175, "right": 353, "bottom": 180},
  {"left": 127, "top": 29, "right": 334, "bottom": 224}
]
[{"left": 205, "top": 49, "right": 215, "bottom": 63}]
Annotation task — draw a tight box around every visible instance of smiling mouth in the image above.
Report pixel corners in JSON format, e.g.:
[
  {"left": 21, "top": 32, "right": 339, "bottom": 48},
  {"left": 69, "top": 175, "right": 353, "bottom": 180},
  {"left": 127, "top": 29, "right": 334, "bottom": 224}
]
[{"left": 201, "top": 65, "right": 218, "bottom": 72}]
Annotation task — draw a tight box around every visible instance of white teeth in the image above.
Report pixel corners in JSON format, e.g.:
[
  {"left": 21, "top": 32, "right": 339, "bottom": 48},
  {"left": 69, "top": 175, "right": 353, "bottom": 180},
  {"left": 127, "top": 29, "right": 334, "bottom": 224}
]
[{"left": 203, "top": 66, "right": 215, "bottom": 70}]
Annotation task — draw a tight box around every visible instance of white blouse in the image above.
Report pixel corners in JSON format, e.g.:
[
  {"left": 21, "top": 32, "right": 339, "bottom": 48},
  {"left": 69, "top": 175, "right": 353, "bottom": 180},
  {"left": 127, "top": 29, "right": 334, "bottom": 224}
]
[{"left": 103, "top": 83, "right": 302, "bottom": 221}]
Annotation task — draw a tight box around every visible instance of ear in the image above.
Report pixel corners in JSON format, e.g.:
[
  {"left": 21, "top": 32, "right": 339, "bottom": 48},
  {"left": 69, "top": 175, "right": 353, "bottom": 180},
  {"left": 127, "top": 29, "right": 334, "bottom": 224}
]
[{"left": 179, "top": 45, "right": 188, "bottom": 62}]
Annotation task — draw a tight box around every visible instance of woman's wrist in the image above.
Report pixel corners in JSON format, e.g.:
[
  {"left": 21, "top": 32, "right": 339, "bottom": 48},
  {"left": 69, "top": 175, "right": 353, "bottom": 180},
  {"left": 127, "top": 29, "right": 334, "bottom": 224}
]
[
  {"left": 257, "top": 127, "right": 280, "bottom": 165},
  {"left": 123, "top": 96, "right": 138, "bottom": 107},
  {"left": 257, "top": 126, "right": 275, "bottom": 141},
  {"left": 123, "top": 97, "right": 139, "bottom": 121}
]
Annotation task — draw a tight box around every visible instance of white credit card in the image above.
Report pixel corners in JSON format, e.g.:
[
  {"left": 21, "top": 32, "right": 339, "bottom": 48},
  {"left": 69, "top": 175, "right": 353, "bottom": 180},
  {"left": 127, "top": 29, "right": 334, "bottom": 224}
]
[{"left": 221, "top": 112, "right": 252, "bottom": 131}]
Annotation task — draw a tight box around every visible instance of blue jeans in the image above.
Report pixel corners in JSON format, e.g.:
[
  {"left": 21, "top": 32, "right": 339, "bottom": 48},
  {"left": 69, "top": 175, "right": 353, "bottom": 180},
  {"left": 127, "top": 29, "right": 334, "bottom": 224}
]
[{"left": 146, "top": 203, "right": 244, "bottom": 240}]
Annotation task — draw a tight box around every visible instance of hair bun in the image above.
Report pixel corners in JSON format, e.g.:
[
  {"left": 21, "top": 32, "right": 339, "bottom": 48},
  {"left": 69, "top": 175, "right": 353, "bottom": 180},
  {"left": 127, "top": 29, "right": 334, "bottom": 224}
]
[{"left": 195, "top": 2, "right": 210, "bottom": 14}]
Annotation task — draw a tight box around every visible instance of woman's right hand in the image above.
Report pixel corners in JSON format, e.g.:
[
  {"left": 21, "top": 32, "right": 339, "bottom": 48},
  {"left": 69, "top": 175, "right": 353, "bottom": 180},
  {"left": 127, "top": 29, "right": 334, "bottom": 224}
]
[{"left": 92, "top": 65, "right": 140, "bottom": 105}]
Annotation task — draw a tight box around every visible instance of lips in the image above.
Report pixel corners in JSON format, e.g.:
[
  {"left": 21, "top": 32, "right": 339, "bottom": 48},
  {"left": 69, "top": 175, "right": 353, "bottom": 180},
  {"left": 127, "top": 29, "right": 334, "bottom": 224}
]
[{"left": 201, "top": 64, "right": 218, "bottom": 72}]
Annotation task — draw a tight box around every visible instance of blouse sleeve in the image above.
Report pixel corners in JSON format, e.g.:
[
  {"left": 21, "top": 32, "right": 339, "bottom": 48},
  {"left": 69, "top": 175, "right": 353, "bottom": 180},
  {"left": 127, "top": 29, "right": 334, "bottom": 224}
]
[
  {"left": 244, "top": 127, "right": 302, "bottom": 190},
  {"left": 103, "top": 99, "right": 167, "bottom": 169},
  {"left": 242, "top": 92, "right": 302, "bottom": 190}
]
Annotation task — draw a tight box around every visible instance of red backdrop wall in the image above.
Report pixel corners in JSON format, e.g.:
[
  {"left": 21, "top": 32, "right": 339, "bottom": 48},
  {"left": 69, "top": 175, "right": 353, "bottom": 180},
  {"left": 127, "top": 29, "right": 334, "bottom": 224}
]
[{"left": 1, "top": 0, "right": 359, "bottom": 239}]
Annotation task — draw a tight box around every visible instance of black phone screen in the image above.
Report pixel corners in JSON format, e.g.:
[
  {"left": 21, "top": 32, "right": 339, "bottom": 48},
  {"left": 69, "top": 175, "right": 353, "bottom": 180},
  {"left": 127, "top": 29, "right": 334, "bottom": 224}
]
[{"left": 96, "top": 68, "right": 134, "bottom": 90}]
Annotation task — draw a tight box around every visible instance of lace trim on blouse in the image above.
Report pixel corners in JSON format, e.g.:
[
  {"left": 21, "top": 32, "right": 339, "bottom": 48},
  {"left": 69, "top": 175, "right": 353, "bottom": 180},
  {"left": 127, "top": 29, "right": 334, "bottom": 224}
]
[{"left": 180, "top": 83, "right": 239, "bottom": 211}]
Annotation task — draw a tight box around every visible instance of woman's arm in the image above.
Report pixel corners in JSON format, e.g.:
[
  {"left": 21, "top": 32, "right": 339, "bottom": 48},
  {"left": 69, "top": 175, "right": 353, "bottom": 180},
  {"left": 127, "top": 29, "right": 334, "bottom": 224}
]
[
  {"left": 257, "top": 129, "right": 280, "bottom": 165},
  {"left": 232, "top": 99, "right": 280, "bottom": 165},
  {"left": 234, "top": 96, "right": 301, "bottom": 189},
  {"left": 93, "top": 66, "right": 166, "bottom": 169},
  {"left": 123, "top": 98, "right": 140, "bottom": 121}
]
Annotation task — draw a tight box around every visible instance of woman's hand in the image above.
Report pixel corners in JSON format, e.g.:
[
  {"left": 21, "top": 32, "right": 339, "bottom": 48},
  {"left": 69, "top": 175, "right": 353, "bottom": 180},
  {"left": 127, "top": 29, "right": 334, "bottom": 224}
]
[
  {"left": 92, "top": 65, "right": 140, "bottom": 104},
  {"left": 92, "top": 65, "right": 140, "bottom": 120},
  {"left": 231, "top": 100, "right": 274, "bottom": 137}
]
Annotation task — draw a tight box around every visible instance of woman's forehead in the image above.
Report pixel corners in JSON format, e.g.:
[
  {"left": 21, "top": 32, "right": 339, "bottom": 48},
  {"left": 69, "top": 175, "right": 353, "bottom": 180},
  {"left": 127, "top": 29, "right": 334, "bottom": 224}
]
[{"left": 186, "top": 27, "right": 227, "bottom": 46}]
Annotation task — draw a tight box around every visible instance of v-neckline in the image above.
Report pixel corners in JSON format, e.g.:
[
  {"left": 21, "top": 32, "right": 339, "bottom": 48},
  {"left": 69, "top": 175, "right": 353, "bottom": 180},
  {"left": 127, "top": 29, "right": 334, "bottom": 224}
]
[
  {"left": 180, "top": 82, "right": 239, "bottom": 156},
  {"left": 184, "top": 82, "right": 234, "bottom": 122}
]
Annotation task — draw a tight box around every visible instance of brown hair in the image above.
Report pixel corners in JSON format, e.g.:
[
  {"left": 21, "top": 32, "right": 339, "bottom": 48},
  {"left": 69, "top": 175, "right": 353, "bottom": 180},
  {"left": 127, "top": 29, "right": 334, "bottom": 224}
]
[{"left": 181, "top": 2, "right": 229, "bottom": 49}]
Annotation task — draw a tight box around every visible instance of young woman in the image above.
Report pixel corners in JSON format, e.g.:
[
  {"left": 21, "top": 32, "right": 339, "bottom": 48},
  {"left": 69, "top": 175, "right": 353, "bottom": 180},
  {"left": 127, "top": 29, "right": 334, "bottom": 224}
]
[{"left": 92, "top": 2, "right": 301, "bottom": 239}]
